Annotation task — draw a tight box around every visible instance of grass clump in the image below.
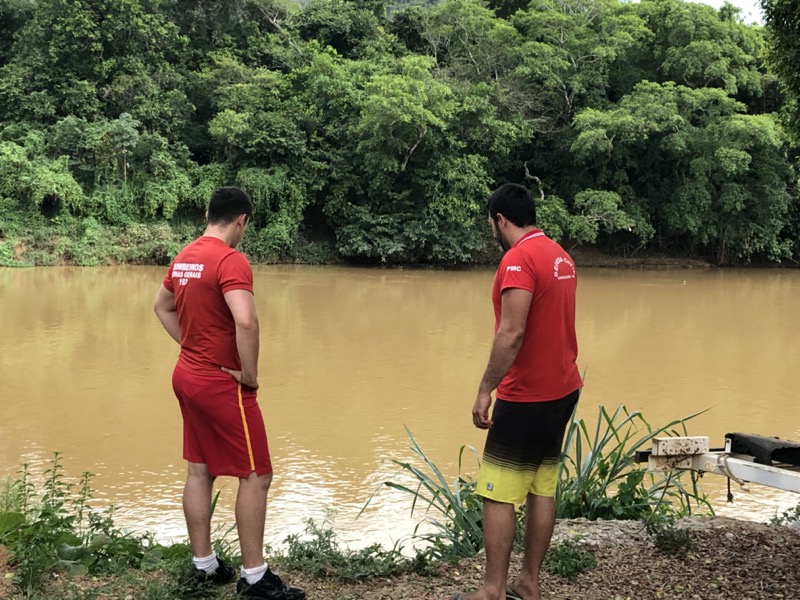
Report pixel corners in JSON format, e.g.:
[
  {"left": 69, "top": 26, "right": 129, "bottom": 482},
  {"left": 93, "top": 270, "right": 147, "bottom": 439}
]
[
  {"left": 367, "top": 425, "right": 485, "bottom": 562},
  {"left": 376, "top": 405, "right": 713, "bottom": 563},
  {"left": 543, "top": 540, "right": 597, "bottom": 581}
]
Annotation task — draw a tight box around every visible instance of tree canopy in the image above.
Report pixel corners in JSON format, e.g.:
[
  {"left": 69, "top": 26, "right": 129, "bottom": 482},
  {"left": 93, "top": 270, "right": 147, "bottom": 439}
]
[{"left": 0, "top": 0, "right": 797, "bottom": 266}]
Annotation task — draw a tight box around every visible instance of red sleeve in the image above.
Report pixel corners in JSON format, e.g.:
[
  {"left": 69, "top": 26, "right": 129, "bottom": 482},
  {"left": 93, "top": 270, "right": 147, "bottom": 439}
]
[
  {"left": 497, "top": 247, "right": 535, "bottom": 294},
  {"left": 218, "top": 252, "right": 253, "bottom": 295}
]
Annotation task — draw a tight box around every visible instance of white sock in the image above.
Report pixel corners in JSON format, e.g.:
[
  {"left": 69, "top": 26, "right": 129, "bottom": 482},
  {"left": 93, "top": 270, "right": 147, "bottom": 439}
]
[
  {"left": 192, "top": 552, "right": 219, "bottom": 574},
  {"left": 241, "top": 562, "right": 269, "bottom": 584}
]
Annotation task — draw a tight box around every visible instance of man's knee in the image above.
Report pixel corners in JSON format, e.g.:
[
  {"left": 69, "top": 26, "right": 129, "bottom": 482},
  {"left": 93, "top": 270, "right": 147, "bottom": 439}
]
[
  {"left": 187, "top": 462, "right": 214, "bottom": 482},
  {"left": 240, "top": 471, "right": 272, "bottom": 491}
]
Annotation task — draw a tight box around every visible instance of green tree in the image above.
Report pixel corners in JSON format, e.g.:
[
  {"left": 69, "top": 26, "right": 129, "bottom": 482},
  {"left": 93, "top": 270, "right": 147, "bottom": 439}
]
[
  {"left": 0, "top": 0, "right": 35, "bottom": 64},
  {"left": 512, "top": 0, "right": 650, "bottom": 128},
  {"left": 761, "top": 0, "right": 800, "bottom": 141},
  {"left": 572, "top": 81, "right": 794, "bottom": 262},
  {"left": 635, "top": 0, "right": 772, "bottom": 108},
  {"left": 0, "top": 0, "right": 188, "bottom": 129},
  {"left": 0, "top": 140, "right": 85, "bottom": 216},
  {"left": 295, "top": 0, "right": 388, "bottom": 58}
]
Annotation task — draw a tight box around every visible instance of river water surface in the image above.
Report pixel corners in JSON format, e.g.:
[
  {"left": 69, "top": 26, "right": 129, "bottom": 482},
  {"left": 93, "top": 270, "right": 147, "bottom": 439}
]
[{"left": 1, "top": 265, "right": 799, "bottom": 549}]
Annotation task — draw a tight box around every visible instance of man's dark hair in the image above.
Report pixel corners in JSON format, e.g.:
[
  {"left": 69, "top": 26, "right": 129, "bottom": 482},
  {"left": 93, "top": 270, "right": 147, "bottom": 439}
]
[
  {"left": 486, "top": 183, "right": 536, "bottom": 227},
  {"left": 207, "top": 187, "right": 253, "bottom": 225}
]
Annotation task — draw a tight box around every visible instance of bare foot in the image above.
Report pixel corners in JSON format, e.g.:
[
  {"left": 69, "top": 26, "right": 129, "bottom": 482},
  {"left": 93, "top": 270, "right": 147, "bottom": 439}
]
[{"left": 508, "top": 578, "right": 540, "bottom": 600}]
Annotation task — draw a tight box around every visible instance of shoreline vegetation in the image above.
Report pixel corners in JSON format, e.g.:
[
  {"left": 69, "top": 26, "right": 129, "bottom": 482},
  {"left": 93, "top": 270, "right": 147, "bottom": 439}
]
[
  {"left": 3, "top": 516, "right": 800, "bottom": 599},
  {"left": 1, "top": 215, "right": 796, "bottom": 270},
  {"left": 3, "top": 234, "right": 793, "bottom": 270},
  {"left": 3, "top": 409, "right": 799, "bottom": 599}
]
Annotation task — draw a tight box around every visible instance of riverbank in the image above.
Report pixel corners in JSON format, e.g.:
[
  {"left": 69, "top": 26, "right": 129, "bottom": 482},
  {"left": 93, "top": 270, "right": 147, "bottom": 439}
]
[
  {"left": 13, "top": 235, "right": 796, "bottom": 270},
  {"left": 3, "top": 516, "right": 798, "bottom": 599},
  {"left": 569, "top": 247, "right": 715, "bottom": 270},
  {"left": 0, "top": 216, "right": 775, "bottom": 269},
  {"left": 5, "top": 215, "right": 799, "bottom": 269},
  {"left": 276, "top": 516, "right": 800, "bottom": 599}
]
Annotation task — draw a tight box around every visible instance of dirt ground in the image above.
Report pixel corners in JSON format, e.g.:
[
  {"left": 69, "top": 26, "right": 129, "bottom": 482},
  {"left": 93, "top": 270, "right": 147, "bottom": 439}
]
[
  {"left": 285, "top": 517, "right": 800, "bottom": 600},
  {"left": 2, "top": 517, "right": 799, "bottom": 599},
  {"left": 0, "top": 545, "right": 11, "bottom": 599}
]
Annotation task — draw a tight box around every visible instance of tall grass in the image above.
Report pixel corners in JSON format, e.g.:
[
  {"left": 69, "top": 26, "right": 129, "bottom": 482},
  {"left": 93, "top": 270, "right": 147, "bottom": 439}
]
[
  {"left": 556, "top": 405, "right": 712, "bottom": 520},
  {"left": 363, "top": 425, "right": 485, "bottom": 561},
  {"left": 379, "top": 405, "right": 712, "bottom": 560}
]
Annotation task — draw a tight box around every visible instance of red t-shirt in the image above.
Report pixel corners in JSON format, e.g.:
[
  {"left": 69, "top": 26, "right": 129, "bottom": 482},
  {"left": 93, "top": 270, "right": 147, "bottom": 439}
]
[
  {"left": 492, "top": 229, "right": 582, "bottom": 402},
  {"left": 163, "top": 236, "right": 253, "bottom": 375}
]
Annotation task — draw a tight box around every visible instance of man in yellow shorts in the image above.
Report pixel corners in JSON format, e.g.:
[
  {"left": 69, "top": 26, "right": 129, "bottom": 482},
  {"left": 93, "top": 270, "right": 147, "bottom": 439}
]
[{"left": 450, "top": 183, "right": 583, "bottom": 600}]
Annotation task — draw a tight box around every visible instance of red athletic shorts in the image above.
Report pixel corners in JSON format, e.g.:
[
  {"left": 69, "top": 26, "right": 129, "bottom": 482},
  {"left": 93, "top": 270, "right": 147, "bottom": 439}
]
[{"left": 172, "top": 364, "right": 272, "bottom": 478}]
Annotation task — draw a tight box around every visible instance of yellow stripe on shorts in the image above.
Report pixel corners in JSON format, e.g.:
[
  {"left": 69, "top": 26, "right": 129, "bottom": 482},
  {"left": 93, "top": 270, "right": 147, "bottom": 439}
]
[{"left": 237, "top": 384, "right": 256, "bottom": 471}]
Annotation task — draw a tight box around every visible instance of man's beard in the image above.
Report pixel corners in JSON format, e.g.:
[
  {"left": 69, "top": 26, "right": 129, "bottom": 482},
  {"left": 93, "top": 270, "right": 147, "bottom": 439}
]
[{"left": 495, "top": 233, "right": 510, "bottom": 252}]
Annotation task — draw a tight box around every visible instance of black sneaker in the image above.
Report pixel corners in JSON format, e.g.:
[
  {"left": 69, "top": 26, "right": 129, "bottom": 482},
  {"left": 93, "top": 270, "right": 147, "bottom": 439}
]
[
  {"left": 237, "top": 568, "right": 306, "bottom": 599},
  {"left": 192, "top": 556, "right": 237, "bottom": 586}
]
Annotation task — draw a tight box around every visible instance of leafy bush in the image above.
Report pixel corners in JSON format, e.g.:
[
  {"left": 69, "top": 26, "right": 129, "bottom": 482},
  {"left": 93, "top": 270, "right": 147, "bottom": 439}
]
[
  {"left": 0, "top": 241, "right": 21, "bottom": 267},
  {"left": 0, "top": 453, "right": 155, "bottom": 594}
]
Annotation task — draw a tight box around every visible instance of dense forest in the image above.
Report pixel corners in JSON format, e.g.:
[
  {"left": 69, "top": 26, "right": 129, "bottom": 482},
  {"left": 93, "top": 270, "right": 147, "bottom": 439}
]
[{"left": 0, "top": 0, "right": 797, "bottom": 266}]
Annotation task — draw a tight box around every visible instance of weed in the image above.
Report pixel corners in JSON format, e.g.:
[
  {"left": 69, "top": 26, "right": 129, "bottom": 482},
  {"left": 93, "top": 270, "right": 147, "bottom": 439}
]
[
  {"left": 769, "top": 502, "right": 800, "bottom": 526},
  {"left": 543, "top": 540, "right": 597, "bottom": 581},
  {"left": 0, "top": 453, "right": 151, "bottom": 594},
  {"left": 0, "top": 475, "right": 25, "bottom": 512},
  {"left": 276, "top": 519, "right": 407, "bottom": 582},
  {"left": 645, "top": 517, "right": 694, "bottom": 556}
]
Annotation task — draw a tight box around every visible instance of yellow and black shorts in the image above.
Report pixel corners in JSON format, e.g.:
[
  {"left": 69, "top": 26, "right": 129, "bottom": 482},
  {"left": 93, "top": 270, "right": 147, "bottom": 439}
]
[{"left": 476, "top": 389, "right": 579, "bottom": 504}]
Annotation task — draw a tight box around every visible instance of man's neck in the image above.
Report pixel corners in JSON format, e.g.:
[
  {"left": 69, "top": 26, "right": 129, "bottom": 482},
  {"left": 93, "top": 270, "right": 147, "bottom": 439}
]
[
  {"left": 505, "top": 225, "right": 538, "bottom": 247},
  {"left": 203, "top": 225, "right": 236, "bottom": 248}
]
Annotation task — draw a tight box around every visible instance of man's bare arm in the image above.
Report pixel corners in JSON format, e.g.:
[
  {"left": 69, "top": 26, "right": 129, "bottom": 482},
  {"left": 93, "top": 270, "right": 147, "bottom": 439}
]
[
  {"left": 472, "top": 287, "right": 533, "bottom": 428},
  {"left": 153, "top": 285, "right": 180, "bottom": 344},
  {"left": 223, "top": 289, "right": 260, "bottom": 389}
]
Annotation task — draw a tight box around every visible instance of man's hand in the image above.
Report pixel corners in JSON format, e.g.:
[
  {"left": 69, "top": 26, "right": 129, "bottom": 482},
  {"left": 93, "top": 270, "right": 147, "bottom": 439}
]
[
  {"left": 472, "top": 391, "right": 494, "bottom": 429},
  {"left": 221, "top": 367, "right": 259, "bottom": 390}
]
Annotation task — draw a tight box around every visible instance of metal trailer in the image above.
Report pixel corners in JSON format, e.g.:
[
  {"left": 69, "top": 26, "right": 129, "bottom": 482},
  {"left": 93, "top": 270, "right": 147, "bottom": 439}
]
[{"left": 641, "top": 433, "right": 800, "bottom": 497}]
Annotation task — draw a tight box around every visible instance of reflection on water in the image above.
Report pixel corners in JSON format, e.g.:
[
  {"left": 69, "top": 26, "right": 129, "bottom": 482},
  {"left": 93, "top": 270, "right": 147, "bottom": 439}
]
[{"left": 1, "top": 265, "right": 800, "bottom": 548}]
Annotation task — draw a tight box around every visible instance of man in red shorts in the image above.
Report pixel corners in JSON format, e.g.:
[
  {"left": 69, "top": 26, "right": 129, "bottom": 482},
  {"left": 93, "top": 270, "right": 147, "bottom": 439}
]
[
  {"left": 448, "top": 183, "right": 582, "bottom": 600},
  {"left": 153, "top": 186, "right": 304, "bottom": 600}
]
